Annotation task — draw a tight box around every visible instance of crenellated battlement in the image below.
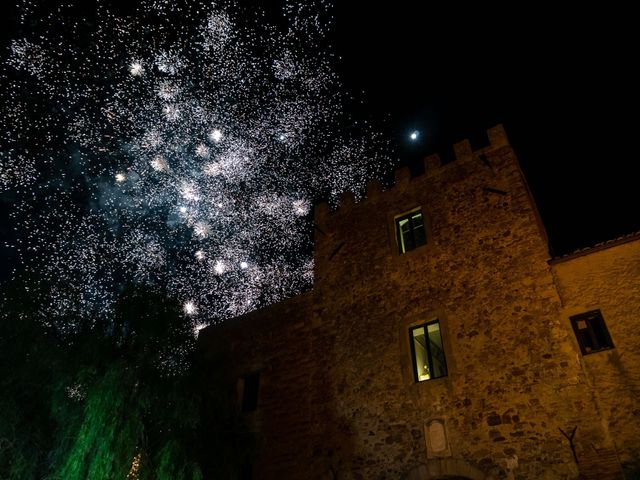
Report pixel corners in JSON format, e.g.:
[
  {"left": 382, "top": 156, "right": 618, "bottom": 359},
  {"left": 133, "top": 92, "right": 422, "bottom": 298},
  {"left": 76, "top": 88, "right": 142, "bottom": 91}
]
[
  {"left": 201, "top": 119, "right": 640, "bottom": 480},
  {"left": 314, "top": 124, "right": 510, "bottom": 225}
]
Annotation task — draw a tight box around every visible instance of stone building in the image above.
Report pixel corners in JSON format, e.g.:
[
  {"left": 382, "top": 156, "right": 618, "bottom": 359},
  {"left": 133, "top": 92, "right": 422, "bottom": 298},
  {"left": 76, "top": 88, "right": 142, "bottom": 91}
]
[{"left": 198, "top": 125, "right": 640, "bottom": 479}]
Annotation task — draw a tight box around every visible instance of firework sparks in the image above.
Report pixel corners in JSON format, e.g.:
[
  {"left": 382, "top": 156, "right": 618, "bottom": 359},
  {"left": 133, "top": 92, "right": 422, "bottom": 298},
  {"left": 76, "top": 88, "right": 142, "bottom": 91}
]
[
  {"left": 1, "top": 0, "right": 390, "bottom": 332},
  {"left": 150, "top": 156, "right": 168, "bottom": 172},
  {"left": 209, "top": 129, "right": 223, "bottom": 143},
  {"left": 213, "top": 260, "right": 226, "bottom": 275},
  {"left": 183, "top": 301, "right": 197, "bottom": 315},
  {"left": 129, "top": 61, "right": 144, "bottom": 77}
]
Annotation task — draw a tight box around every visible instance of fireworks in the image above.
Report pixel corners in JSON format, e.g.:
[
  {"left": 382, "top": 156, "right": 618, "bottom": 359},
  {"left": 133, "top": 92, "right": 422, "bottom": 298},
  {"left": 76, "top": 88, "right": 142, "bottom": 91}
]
[
  {"left": 1, "top": 0, "right": 390, "bottom": 331},
  {"left": 209, "top": 129, "right": 223, "bottom": 143},
  {"left": 213, "top": 261, "right": 225, "bottom": 275},
  {"left": 129, "top": 62, "right": 144, "bottom": 77},
  {"left": 150, "top": 155, "right": 168, "bottom": 172},
  {"left": 183, "top": 301, "right": 197, "bottom": 316}
]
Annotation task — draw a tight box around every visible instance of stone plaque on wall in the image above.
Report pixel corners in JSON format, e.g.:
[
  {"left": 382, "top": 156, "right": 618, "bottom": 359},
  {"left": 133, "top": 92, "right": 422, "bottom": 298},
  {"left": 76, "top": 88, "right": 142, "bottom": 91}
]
[{"left": 425, "top": 419, "right": 451, "bottom": 458}]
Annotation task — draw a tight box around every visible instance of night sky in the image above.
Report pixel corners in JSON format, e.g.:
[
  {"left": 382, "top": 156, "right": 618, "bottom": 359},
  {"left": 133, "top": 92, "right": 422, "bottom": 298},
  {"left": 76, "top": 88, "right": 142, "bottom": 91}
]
[
  {"left": 202, "top": 0, "right": 621, "bottom": 258},
  {"left": 1, "top": 0, "right": 638, "bottom": 286},
  {"left": 329, "top": 3, "right": 639, "bottom": 256}
]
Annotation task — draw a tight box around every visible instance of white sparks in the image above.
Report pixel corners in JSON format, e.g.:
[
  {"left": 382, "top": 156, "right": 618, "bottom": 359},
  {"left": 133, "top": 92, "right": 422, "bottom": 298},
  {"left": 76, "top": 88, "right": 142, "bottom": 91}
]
[
  {"left": 162, "top": 104, "right": 180, "bottom": 121},
  {"left": 156, "top": 52, "right": 181, "bottom": 75},
  {"left": 65, "top": 383, "right": 84, "bottom": 401},
  {"left": 214, "top": 260, "right": 225, "bottom": 275},
  {"left": 183, "top": 301, "right": 197, "bottom": 315},
  {"left": 195, "top": 143, "right": 209, "bottom": 158},
  {"left": 157, "top": 81, "right": 178, "bottom": 100},
  {"left": 209, "top": 129, "right": 223, "bottom": 142},
  {"left": 2, "top": 1, "right": 389, "bottom": 327},
  {"left": 150, "top": 155, "right": 168, "bottom": 172},
  {"left": 203, "top": 162, "right": 221, "bottom": 176},
  {"left": 193, "top": 322, "right": 207, "bottom": 336},
  {"left": 194, "top": 222, "right": 210, "bottom": 238},
  {"left": 293, "top": 199, "right": 309, "bottom": 216},
  {"left": 180, "top": 183, "right": 199, "bottom": 201},
  {"left": 129, "top": 61, "right": 144, "bottom": 76},
  {"left": 141, "top": 130, "right": 162, "bottom": 149}
]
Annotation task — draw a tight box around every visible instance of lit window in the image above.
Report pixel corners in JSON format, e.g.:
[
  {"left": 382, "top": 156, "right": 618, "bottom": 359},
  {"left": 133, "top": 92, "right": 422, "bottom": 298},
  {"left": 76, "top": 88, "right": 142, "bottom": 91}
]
[
  {"left": 396, "top": 209, "right": 426, "bottom": 254},
  {"left": 409, "top": 320, "right": 448, "bottom": 382},
  {"left": 240, "top": 372, "right": 260, "bottom": 412},
  {"left": 570, "top": 310, "right": 614, "bottom": 355}
]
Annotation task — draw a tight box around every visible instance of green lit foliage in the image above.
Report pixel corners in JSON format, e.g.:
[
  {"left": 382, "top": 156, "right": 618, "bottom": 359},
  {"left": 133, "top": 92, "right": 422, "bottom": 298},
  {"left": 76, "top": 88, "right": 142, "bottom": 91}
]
[
  {"left": 53, "top": 365, "right": 142, "bottom": 479},
  {"left": 155, "top": 440, "right": 203, "bottom": 480},
  {"left": 1, "top": 281, "right": 257, "bottom": 479},
  {"left": 50, "top": 285, "right": 204, "bottom": 480}
]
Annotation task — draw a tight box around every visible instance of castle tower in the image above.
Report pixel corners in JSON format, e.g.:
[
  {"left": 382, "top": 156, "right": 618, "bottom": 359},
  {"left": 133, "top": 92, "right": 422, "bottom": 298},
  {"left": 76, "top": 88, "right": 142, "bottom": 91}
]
[{"left": 199, "top": 125, "right": 636, "bottom": 479}]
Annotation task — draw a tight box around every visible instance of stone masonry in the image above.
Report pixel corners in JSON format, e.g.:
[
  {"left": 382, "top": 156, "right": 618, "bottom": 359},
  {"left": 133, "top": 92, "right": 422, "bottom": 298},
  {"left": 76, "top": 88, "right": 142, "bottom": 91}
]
[
  {"left": 550, "top": 235, "right": 640, "bottom": 478},
  {"left": 198, "top": 125, "right": 639, "bottom": 479}
]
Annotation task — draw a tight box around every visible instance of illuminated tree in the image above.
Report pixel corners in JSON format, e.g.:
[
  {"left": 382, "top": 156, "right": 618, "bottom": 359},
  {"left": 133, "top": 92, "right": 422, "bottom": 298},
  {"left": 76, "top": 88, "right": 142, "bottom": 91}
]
[{"left": 0, "top": 282, "right": 256, "bottom": 479}]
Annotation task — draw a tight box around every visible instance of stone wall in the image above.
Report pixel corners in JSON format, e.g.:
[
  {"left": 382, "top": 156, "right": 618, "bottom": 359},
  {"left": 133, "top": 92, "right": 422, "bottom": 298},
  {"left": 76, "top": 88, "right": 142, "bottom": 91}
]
[
  {"left": 199, "top": 126, "right": 635, "bottom": 479},
  {"left": 198, "top": 292, "right": 315, "bottom": 479},
  {"left": 551, "top": 235, "right": 640, "bottom": 477},
  {"left": 310, "top": 125, "right": 588, "bottom": 480}
]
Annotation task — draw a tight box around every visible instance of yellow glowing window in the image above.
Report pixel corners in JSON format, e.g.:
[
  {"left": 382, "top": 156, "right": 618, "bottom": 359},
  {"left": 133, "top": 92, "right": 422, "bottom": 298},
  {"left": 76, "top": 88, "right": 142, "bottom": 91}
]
[
  {"left": 409, "top": 320, "right": 448, "bottom": 382},
  {"left": 396, "top": 209, "right": 426, "bottom": 254}
]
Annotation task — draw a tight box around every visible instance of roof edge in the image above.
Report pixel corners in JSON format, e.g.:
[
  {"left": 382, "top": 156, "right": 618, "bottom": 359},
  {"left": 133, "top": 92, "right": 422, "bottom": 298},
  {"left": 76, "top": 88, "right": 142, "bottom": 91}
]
[{"left": 549, "top": 231, "right": 640, "bottom": 265}]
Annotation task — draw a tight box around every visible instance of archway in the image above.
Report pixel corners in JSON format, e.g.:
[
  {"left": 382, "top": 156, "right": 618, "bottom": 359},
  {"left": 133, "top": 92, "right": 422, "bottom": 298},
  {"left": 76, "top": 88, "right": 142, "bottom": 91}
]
[
  {"left": 404, "top": 459, "right": 486, "bottom": 480},
  {"left": 436, "top": 477, "right": 472, "bottom": 480}
]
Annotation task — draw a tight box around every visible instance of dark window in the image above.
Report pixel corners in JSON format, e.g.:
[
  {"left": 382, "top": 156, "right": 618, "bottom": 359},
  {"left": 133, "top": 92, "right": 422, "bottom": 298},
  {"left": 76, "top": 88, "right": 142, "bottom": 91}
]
[
  {"left": 239, "top": 464, "right": 253, "bottom": 480},
  {"left": 409, "top": 320, "right": 448, "bottom": 382},
  {"left": 570, "top": 310, "right": 614, "bottom": 355},
  {"left": 396, "top": 209, "right": 426, "bottom": 254},
  {"left": 241, "top": 372, "right": 260, "bottom": 412}
]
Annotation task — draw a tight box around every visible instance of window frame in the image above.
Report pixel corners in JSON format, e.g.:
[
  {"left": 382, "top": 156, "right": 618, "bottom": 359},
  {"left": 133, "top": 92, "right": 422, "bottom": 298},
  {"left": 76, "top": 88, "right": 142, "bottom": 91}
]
[
  {"left": 409, "top": 319, "right": 448, "bottom": 383},
  {"left": 395, "top": 207, "right": 427, "bottom": 254},
  {"left": 570, "top": 309, "right": 614, "bottom": 355},
  {"left": 240, "top": 371, "right": 260, "bottom": 413}
]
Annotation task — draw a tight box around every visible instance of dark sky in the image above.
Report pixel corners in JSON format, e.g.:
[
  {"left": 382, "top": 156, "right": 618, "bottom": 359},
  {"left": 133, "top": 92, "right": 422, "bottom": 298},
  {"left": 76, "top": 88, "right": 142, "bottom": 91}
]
[
  {"left": 330, "top": 3, "right": 639, "bottom": 256},
  {"left": 1, "top": 2, "right": 638, "bottom": 259}
]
